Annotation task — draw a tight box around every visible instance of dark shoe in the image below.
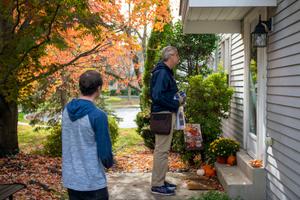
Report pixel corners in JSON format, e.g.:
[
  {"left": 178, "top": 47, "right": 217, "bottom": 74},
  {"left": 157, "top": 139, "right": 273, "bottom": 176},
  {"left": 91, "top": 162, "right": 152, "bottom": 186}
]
[
  {"left": 164, "top": 181, "right": 177, "bottom": 190},
  {"left": 151, "top": 186, "right": 175, "bottom": 196}
]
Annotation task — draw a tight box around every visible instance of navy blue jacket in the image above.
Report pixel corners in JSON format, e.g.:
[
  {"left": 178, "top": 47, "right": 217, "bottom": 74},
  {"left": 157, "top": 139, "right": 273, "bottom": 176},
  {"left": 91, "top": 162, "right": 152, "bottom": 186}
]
[{"left": 150, "top": 62, "right": 180, "bottom": 113}]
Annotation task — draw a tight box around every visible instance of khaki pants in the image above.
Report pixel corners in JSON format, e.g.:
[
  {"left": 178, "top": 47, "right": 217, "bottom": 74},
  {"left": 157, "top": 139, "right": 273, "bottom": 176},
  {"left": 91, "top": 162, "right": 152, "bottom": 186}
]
[{"left": 151, "top": 113, "right": 176, "bottom": 187}]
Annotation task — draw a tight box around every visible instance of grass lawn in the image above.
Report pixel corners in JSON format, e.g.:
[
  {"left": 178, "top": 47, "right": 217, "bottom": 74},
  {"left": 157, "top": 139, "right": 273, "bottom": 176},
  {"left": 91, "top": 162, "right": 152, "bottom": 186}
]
[
  {"left": 105, "top": 96, "right": 140, "bottom": 108},
  {"left": 18, "top": 125, "right": 50, "bottom": 154},
  {"left": 113, "top": 128, "right": 144, "bottom": 154},
  {"left": 18, "top": 112, "right": 30, "bottom": 123},
  {"left": 18, "top": 125, "right": 142, "bottom": 155}
]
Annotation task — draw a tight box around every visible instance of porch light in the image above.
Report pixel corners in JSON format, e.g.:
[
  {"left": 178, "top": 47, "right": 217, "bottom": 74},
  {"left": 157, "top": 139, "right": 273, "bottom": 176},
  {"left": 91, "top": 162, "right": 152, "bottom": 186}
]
[{"left": 251, "top": 15, "right": 272, "bottom": 48}]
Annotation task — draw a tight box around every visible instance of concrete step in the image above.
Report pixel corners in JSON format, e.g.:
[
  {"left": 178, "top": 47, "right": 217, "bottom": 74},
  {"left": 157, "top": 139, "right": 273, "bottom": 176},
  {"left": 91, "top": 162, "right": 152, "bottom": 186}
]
[
  {"left": 237, "top": 150, "right": 266, "bottom": 186},
  {"left": 215, "top": 163, "right": 253, "bottom": 199},
  {"left": 215, "top": 149, "right": 267, "bottom": 200}
]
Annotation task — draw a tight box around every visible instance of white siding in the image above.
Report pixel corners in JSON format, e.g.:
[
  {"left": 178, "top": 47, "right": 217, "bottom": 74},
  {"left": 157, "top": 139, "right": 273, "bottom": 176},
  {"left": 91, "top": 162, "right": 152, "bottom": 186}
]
[
  {"left": 222, "top": 33, "right": 244, "bottom": 144},
  {"left": 266, "top": 0, "right": 300, "bottom": 199}
]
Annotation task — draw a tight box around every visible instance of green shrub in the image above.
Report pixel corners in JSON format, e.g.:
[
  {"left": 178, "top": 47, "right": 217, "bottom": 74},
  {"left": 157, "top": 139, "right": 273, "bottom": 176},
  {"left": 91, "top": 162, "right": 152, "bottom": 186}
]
[
  {"left": 135, "top": 108, "right": 154, "bottom": 149},
  {"left": 171, "top": 72, "right": 234, "bottom": 165},
  {"left": 186, "top": 72, "right": 233, "bottom": 142},
  {"left": 110, "top": 88, "right": 139, "bottom": 96},
  {"left": 108, "top": 116, "right": 119, "bottom": 147},
  {"left": 43, "top": 125, "right": 62, "bottom": 157},
  {"left": 189, "top": 191, "right": 238, "bottom": 200},
  {"left": 43, "top": 116, "right": 119, "bottom": 157}
]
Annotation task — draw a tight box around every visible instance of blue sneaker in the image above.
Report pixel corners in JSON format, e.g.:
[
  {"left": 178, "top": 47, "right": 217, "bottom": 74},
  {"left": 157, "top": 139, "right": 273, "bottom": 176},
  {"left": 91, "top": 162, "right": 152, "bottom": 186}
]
[
  {"left": 151, "top": 185, "right": 175, "bottom": 196},
  {"left": 164, "top": 181, "right": 177, "bottom": 190}
]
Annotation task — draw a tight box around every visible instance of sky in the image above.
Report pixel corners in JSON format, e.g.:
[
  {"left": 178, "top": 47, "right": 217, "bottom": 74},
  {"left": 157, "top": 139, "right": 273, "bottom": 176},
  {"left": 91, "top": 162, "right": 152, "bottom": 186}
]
[{"left": 170, "top": 0, "right": 181, "bottom": 21}]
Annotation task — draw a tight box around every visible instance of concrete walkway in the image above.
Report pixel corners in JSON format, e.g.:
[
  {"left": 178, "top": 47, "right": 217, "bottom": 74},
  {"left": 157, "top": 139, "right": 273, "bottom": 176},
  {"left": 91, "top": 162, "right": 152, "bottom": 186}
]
[{"left": 107, "top": 172, "right": 208, "bottom": 200}]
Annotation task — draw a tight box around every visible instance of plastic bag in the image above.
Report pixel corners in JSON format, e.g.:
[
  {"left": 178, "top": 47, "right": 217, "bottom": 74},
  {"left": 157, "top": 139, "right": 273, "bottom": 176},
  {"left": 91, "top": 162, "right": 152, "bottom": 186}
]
[{"left": 175, "top": 106, "right": 185, "bottom": 130}]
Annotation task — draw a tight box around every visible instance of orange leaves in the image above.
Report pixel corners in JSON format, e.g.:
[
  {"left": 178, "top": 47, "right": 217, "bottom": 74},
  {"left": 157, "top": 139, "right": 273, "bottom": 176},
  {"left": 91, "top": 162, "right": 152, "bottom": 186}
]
[
  {"left": 249, "top": 159, "right": 263, "bottom": 168},
  {"left": 110, "top": 149, "right": 189, "bottom": 173},
  {"left": 0, "top": 153, "right": 64, "bottom": 200}
]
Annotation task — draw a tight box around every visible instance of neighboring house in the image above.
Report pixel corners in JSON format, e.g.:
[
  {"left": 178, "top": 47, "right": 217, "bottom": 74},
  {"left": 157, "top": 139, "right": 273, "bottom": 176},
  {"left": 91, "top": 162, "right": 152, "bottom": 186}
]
[{"left": 180, "top": 0, "right": 300, "bottom": 200}]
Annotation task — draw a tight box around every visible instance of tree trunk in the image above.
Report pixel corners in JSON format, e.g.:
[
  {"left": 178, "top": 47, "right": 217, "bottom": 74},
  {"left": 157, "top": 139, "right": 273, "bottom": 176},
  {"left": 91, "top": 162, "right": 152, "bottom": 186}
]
[
  {"left": 0, "top": 96, "right": 19, "bottom": 157},
  {"left": 127, "top": 86, "right": 131, "bottom": 101}
]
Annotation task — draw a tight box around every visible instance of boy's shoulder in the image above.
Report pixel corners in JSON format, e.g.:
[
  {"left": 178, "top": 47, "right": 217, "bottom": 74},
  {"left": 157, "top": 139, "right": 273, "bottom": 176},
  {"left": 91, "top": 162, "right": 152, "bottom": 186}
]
[{"left": 89, "top": 107, "right": 107, "bottom": 119}]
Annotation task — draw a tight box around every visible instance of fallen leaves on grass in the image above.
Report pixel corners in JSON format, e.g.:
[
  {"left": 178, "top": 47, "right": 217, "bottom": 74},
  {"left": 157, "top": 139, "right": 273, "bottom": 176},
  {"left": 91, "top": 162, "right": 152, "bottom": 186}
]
[{"left": 0, "top": 153, "right": 65, "bottom": 200}]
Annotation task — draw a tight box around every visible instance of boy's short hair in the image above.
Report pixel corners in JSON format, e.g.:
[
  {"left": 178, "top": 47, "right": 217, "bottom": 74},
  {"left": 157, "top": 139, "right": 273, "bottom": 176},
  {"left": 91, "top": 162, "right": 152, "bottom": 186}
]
[{"left": 79, "top": 70, "right": 103, "bottom": 96}]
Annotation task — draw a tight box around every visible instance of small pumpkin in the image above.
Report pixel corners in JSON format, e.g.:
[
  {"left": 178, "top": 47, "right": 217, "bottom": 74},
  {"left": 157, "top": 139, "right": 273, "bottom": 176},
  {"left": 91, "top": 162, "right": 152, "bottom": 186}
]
[
  {"left": 196, "top": 169, "right": 205, "bottom": 176},
  {"left": 227, "top": 155, "right": 237, "bottom": 166},
  {"left": 205, "top": 167, "right": 216, "bottom": 177},
  {"left": 202, "top": 164, "right": 216, "bottom": 177}
]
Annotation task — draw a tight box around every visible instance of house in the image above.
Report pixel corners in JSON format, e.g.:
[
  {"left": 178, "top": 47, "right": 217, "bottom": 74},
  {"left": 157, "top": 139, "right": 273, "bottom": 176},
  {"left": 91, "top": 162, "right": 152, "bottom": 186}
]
[{"left": 180, "top": 0, "right": 300, "bottom": 200}]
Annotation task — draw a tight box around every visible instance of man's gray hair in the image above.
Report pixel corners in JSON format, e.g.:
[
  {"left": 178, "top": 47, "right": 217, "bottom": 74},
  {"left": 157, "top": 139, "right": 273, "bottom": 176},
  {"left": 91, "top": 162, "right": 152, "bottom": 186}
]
[{"left": 161, "top": 46, "right": 178, "bottom": 61}]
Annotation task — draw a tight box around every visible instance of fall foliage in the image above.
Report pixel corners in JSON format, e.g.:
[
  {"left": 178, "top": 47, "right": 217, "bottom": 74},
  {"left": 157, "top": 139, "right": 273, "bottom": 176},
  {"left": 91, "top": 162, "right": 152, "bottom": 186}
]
[{"left": 0, "top": 0, "right": 172, "bottom": 156}]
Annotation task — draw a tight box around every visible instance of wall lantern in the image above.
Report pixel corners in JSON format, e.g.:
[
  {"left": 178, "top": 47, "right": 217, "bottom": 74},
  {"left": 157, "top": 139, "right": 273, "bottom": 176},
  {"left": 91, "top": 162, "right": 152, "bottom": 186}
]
[{"left": 251, "top": 15, "right": 272, "bottom": 48}]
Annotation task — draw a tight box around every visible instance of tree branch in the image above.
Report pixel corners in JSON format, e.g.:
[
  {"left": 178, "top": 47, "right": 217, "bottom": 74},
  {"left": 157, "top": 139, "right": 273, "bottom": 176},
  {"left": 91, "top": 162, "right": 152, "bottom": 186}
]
[
  {"left": 18, "top": 4, "right": 60, "bottom": 67},
  {"left": 105, "top": 69, "right": 141, "bottom": 92},
  {"left": 12, "top": 0, "right": 21, "bottom": 34},
  {"left": 19, "top": 42, "right": 111, "bottom": 87},
  {"left": 132, "top": 28, "right": 143, "bottom": 41},
  {"left": 0, "top": 4, "right": 61, "bottom": 85}
]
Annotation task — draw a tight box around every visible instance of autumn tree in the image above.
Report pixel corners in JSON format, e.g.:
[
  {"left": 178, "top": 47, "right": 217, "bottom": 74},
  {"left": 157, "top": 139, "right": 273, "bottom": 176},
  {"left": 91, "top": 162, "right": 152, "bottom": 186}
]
[
  {"left": 0, "top": 0, "right": 118, "bottom": 156},
  {"left": 22, "top": 0, "right": 172, "bottom": 117},
  {"left": 119, "top": 0, "right": 171, "bottom": 88}
]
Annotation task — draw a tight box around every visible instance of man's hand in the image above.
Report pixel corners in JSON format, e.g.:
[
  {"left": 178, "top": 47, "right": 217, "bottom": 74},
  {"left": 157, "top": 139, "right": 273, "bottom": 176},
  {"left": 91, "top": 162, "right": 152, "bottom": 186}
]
[{"left": 177, "top": 91, "right": 186, "bottom": 105}]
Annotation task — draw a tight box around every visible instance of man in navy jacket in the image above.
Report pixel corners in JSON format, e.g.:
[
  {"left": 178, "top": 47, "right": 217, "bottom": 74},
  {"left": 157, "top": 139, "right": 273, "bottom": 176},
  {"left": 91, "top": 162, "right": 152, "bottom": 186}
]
[
  {"left": 150, "top": 46, "right": 184, "bottom": 196},
  {"left": 62, "top": 70, "right": 113, "bottom": 200}
]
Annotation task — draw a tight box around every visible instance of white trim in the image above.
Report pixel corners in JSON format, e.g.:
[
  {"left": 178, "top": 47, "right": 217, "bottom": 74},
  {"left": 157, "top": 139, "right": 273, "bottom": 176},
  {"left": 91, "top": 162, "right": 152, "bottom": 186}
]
[
  {"left": 243, "top": 8, "right": 268, "bottom": 162},
  {"left": 243, "top": 18, "right": 250, "bottom": 150},
  {"left": 188, "top": 0, "right": 277, "bottom": 7},
  {"left": 183, "top": 20, "right": 241, "bottom": 34},
  {"left": 257, "top": 9, "right": 268, "bottom": 163}
]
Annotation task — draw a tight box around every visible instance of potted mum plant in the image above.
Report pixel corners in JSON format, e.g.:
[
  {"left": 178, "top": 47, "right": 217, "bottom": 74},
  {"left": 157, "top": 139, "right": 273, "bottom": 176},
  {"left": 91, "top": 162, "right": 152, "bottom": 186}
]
[{"left": 208, "top": 137, "right": 240, "bottom": 165}]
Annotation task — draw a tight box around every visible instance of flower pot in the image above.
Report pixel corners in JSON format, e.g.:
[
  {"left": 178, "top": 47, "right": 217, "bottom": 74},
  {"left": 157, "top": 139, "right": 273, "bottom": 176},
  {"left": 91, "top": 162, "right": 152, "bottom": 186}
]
[
  {"left": 216, "top": 156, "right": 227, "bottom": 164},
  {"left": 227, "top": 155, "right": 237, "bottom": 166}
]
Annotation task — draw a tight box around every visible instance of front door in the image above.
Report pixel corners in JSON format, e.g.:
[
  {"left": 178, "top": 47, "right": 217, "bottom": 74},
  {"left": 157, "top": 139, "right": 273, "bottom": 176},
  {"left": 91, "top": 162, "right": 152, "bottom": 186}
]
[{"left": 244, "top": 8, "right": 267, "bottom": 160}]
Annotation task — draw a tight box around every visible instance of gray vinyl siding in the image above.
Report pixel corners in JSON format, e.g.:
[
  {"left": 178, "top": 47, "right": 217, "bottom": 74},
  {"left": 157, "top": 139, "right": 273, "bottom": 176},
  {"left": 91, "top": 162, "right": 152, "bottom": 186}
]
[
  {"left": 266, "top": 0, "right": 300, "bottom": 199},
  {"left": 222, "top": 33, "right": 244, "bottom": 144}
]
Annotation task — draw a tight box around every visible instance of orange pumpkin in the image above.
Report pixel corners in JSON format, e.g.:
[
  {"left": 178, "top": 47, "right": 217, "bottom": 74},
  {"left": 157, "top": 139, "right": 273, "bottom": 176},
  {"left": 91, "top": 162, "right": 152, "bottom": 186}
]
[
  {"left": 227, "top": 155, "right": 236, "bottom": 166},
  {"left": 205, "top": 167, "right": 216, "bottom": 177},
  {"left": 202, "top": 164, "right": 216, "bottom": 177}
]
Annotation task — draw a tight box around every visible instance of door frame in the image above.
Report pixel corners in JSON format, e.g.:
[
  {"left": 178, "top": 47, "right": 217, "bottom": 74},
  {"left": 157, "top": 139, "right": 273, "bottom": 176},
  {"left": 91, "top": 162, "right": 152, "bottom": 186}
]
[{"left": 243, "top": 7, "right": 267, "bottom": 161}]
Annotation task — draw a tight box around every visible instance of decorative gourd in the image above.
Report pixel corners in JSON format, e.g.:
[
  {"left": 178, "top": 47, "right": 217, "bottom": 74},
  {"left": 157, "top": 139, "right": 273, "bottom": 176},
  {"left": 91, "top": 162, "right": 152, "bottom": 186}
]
[
  {"left": 227, "top": 155, "right": 237, "bottom": 166},
  {"left": 196, "top": 169, "right": 205, "bottom": 176}
]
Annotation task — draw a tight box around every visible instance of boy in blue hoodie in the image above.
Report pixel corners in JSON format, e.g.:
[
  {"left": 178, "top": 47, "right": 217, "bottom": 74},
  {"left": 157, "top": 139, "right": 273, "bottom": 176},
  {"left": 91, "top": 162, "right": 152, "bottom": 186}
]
[{"left": 62, "top": 70, "right": 113, "bottom": 200}]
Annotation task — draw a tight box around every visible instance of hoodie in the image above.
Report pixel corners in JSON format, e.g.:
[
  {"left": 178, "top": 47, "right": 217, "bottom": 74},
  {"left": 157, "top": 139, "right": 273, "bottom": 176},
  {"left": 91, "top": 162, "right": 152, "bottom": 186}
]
[
  {"left": 62, "top": 99, "right": 113, "bottom": 191},
  {"left": 150, "top": 62, "right": 180, "bottom": 113}
]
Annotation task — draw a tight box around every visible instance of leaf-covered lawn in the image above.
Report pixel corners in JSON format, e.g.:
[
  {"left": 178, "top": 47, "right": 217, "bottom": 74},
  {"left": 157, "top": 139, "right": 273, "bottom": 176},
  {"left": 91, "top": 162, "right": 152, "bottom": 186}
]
[{"left": 0, "top": 126, "right": 190, "bottom": 199}]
